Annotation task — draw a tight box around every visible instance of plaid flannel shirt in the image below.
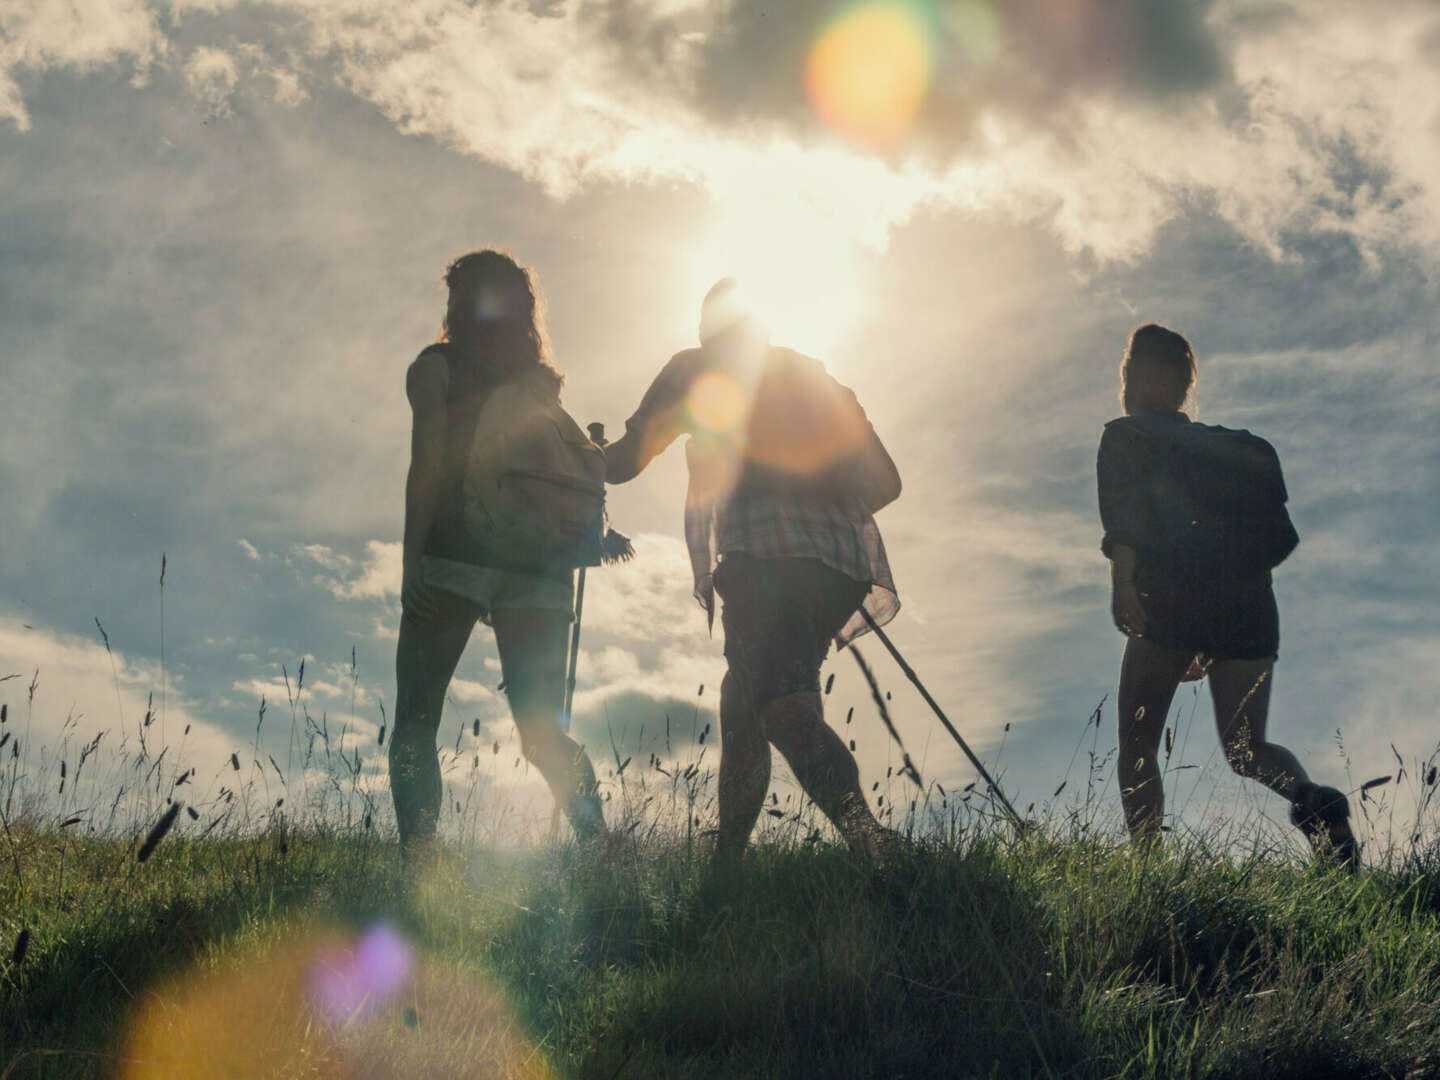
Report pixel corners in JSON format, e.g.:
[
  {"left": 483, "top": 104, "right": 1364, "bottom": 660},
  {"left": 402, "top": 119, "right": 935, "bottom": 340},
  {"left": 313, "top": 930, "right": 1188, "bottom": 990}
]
[{"left": 630, "top": 344, "right": 899, "bottom": 645}]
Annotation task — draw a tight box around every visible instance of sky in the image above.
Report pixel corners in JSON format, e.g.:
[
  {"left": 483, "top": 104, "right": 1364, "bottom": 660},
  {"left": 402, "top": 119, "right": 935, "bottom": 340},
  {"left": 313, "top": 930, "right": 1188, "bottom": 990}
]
[{"left": 2, "top": 0, "right": 1438, "bottom": 850}]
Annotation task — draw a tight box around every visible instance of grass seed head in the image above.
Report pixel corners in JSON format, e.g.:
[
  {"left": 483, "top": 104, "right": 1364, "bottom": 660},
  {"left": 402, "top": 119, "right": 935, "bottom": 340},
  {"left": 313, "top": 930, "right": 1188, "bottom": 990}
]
[{"left": 137, "top": 802, "right": 182, "bottom": 863}]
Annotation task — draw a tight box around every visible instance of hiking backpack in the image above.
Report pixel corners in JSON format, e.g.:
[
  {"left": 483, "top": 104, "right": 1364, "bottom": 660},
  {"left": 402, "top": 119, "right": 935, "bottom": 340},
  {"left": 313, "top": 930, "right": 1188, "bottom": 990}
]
[
  {"left": 419, "top": 343, "right": 619, "bottom": 575},
  {"left": 1120, "top": 414, "right": 1300, "bottom": 584},
  {"left": 459, "top": 377, "right": 611, "bottom": 574}
]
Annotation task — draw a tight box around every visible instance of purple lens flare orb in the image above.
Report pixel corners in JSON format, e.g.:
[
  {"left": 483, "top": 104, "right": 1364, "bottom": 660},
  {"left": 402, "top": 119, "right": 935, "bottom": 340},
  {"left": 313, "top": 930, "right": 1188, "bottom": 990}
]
[{"left": 308, "top": 922, "right": 415, "bottom": 1026}]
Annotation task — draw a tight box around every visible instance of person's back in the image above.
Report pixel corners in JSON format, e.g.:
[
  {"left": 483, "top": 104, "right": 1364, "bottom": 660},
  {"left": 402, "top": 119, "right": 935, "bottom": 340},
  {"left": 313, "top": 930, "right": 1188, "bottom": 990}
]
[
  {"left": 391, "top": 250, "right": 606, "bottom": 863},
  {"left": 605, "top": 279, "right": 903, "bottom": 862},
  {"left": 1097, "top": 323, "right": 1356, "bottom": 866},
  {"left": 1100, "top": 412, "right": 1298, "bottom": 593}
]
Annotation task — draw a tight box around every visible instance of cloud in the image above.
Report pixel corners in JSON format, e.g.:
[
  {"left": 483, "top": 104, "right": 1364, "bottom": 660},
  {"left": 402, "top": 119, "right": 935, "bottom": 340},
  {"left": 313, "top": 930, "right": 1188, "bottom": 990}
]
[
  {"left": 0, "top": 614, "right": 240, "bottom": 810},
  {"left": 289, "top": 541, "right": 401, "bottom": 601},
  {"left": 692, "top": 0, "right": 1231, "bottom": 149},
  {"left": 0, "top": 0, "right": 163, "bottom": 131},
  {"left": 182, "top": 45, "right": 239, "bottom": 116},
  {"left": 293, "top": 0, "right": 1440, "bottom": 263},
  {"left": 8, "top": 0, "right": 1440, "bottom": 268}
]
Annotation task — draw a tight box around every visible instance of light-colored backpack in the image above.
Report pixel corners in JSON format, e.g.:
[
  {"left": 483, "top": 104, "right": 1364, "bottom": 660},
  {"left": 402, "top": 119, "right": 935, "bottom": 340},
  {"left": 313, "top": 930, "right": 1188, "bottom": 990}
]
[{"left": 460, "top": 379, "right": 610, "bottom": 574}]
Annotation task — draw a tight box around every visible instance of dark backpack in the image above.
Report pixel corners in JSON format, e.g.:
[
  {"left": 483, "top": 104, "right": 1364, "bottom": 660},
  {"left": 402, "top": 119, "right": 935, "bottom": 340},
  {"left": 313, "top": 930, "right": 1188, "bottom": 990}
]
[
  {"left": 422, "top": 344, "right": 622, "bottom": 575},
  {"left": 1124, "top": 415, "right": 1300, "bottom": 584}
]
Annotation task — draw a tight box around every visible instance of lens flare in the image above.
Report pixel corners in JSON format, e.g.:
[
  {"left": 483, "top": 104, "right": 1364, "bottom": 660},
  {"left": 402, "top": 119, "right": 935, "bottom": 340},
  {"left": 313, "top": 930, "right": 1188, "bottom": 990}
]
[
  {"left": 686, "top": 370, "right": 749, "bottom": 436},
  {"left": 119, "top": 920, "right": 552, "bottom": 1078},
  {"left": 942, "top": 0, "right": 1001, "bottom": 60},
  {"left": 805, "top": 2, "right": 934, "bottom": 148},
  {"left": 309, "top": 922, "right": 413, "bottom": 1025}
]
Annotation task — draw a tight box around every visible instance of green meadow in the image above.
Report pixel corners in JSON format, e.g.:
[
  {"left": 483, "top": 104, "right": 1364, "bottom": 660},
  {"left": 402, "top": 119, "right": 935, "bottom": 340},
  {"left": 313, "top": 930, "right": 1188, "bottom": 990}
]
[{"left": 4, "top": 777, "right": 1440, "bottom": 1077}]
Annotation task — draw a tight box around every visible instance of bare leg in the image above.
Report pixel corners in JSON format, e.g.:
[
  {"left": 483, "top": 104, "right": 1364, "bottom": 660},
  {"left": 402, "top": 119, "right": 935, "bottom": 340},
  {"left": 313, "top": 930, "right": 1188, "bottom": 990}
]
[
  {"left": 763, "top": 690, "right": 883, "bottom": 851},
  {"left": 1116, "top": 636, "right": 1194, "bottom": 843},
  {"left": 716, "top": 669, "right": 771, "bottom": 860},
  {"left": 1208, "top": 658, "right": 1308, "bottom": 800},
  {"left": 491, "top": 607, "right": 604, "bottom": 840},
  {"left": 392, "top": 592, "right": 479, "bottom": 854}
]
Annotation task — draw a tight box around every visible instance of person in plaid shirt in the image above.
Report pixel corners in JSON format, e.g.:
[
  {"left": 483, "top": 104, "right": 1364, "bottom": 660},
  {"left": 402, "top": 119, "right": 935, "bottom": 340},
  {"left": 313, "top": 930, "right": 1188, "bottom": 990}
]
[{"left": 605, "top": 279, "right": 902, "bottom": 862}]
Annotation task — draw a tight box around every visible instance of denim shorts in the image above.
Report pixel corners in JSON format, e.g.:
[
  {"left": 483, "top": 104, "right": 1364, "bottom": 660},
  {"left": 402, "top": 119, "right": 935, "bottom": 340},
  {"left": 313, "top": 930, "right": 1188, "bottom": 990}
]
[{"left": 420, "top": 556, "right": 574, "bottom": 624}]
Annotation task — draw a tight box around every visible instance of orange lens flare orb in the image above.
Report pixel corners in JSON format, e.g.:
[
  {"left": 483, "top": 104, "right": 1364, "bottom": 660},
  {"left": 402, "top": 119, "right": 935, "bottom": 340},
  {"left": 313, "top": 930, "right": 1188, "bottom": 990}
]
[
  {"left": 118, "top": 920, "right": 552, "bottom": 1079},
  {"left": 686, "top": 369, "right": 749, "bottom": 436},
  {"left": 805, "top": 1, "right": 934, "bottom": 148}
]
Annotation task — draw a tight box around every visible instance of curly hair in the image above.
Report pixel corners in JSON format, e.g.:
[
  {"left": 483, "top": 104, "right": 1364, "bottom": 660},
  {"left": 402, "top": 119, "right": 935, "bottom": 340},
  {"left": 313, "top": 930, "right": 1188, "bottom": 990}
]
[
  {"left": 1120, "top": 323, "right": 1196, "bottom": 416},
  {"left": 440, "top": 250, "right": 564, "bottom": 396}
]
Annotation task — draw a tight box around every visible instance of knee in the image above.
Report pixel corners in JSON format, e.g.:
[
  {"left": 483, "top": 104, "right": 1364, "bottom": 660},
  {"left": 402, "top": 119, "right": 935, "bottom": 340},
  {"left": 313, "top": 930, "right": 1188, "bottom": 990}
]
[
  {"left": 390, "top": 703, "right": 436, "bottom": 750},
  {"left": 516, "top": 719, "right": 570, "bottom": 769}
]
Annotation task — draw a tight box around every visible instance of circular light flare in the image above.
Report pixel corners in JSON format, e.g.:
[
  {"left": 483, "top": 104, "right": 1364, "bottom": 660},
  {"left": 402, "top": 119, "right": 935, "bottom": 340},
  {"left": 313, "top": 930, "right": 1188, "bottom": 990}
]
[
  {"left": 686, "top": 369, "right": 749, "bottom": 436},
  {"left": 805, "top": 2, "right": 934, "bottom": 149},
  {"left": 942, "top": 0, "right": 1002, "bottom": 60},
  {"left": 117, "top": 919, "right": 553, "bottom": 1078}
]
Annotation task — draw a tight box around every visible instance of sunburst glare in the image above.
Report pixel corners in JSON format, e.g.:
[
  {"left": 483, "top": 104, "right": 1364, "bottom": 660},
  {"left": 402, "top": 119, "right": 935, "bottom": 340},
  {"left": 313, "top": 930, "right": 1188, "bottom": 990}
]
[
  {"left": 683, "top": 179, "right": 878, "bottom": 361},
  {"left": 806, "top": 2, "right": 935, "bottom": 148}
]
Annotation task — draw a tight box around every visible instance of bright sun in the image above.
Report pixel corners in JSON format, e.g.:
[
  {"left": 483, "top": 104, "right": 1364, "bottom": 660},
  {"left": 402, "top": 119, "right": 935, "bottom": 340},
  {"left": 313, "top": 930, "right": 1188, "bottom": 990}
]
[{"left": 682, "top": 183, "right": 874, "bottom": 362}]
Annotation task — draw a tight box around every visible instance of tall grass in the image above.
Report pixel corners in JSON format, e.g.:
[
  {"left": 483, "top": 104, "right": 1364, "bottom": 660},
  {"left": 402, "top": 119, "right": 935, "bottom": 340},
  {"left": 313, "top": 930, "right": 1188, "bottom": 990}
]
[{"left": 2, "top": 631, "right": 1439, "bottom": 1078}]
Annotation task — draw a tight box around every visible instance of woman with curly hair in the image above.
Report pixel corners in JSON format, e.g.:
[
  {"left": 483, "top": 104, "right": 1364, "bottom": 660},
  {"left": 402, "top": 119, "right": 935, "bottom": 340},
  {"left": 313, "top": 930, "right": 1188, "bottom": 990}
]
[
  {"left": 390, "top": 250, "right": 604, "bottom": 860},
  {"left": 1098, "top": 324, "right": 1357, "bottom": 866}
]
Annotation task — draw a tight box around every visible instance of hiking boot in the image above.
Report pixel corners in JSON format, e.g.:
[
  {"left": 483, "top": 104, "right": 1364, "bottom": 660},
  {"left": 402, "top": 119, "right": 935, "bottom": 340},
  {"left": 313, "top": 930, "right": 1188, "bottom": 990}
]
[
  {"left": 567, "top": 791, "right": 608, "bottom": 845},
  {"left": 1290, "top": 782, "right": 1359, "bottom": 870}
]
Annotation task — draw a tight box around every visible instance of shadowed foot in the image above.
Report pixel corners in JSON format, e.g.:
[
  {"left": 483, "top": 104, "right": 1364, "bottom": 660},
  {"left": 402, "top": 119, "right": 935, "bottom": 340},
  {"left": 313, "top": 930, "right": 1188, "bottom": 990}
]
[{"left": 1290, "top": 782, "right": 1360, "bottom": 870}]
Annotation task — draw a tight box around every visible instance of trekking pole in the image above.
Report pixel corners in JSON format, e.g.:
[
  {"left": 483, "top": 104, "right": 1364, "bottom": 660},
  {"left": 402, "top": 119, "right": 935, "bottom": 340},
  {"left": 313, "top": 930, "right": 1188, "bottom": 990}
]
[
  {"left": 552, "top": 423, "right": 606, "bottom": 840},
  {"left": 562, "top": 421, "right": 607, "bottom": 732},
  {"left": 856, "top": 606, "right": 1027, "bottom": 834}
]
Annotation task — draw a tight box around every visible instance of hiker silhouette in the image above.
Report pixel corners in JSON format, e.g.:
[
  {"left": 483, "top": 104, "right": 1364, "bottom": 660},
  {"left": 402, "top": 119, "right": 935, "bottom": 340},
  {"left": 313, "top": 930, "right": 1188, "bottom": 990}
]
[
  {"left": 1097, "top": 323, "right": 1358, "bottom": 866},
  {"left": 604, "top": 278, "right": 903, "bottom": 862},
  {"left": 390, "top": 250, "right": 606, "bottom": 861}
]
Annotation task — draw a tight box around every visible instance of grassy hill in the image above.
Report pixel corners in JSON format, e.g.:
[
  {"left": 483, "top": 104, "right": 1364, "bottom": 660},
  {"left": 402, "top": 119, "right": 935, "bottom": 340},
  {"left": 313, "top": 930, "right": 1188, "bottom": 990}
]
[{"left": 4, "top": 819, "right": 1439, "bottom": 1079}]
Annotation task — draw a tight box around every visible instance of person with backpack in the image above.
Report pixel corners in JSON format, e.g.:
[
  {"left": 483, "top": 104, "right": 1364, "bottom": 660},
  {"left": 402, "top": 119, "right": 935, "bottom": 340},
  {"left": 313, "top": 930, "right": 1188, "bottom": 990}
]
[
  {"left": 1098, "top": 323, "right": 1358, "bottom": 865},
  {"left": 391, "top": 250, "right": 608, "bottom": 862},
  {"left": 604, "top": 279, "right": 903, "bottom": 863}
]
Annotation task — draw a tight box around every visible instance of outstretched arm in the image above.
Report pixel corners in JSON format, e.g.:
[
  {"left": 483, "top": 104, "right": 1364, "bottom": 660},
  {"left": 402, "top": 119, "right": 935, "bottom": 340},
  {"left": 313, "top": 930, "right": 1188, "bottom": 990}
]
[
  {"left": 605, "top": 352, "right": 697, "bottom": 484},
  {"left": 604, "top": 428, "right": 649, "bottom": 484}
]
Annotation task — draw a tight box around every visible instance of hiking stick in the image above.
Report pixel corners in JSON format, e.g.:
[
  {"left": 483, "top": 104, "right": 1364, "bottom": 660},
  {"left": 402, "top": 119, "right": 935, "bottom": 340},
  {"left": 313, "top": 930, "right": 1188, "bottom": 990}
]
[
  {"left": 562, "top": 422, "right": 607, "bottom": 734},
  {"left": 856, "top": 606, "right": 1026, "bottom": 834},
  {"left": 563, "top": 567, "right": 587, "bottom": 734},
  {"left": 552, "top": 423, "right": 606, "bottom": 839}
]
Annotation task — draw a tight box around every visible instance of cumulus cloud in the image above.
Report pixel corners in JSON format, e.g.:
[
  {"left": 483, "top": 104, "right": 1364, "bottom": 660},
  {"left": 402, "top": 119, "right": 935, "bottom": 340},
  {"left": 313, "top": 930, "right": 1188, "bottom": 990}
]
[
  {"left": 182, "top": 45, "right": 239, "bottom": 116},
  {"left": 0, "top": 614, "right": 240, "bottom": 809},
  {"left": 0, "top": 0, "right": 163, "bottom": 131},
  {"left": 289, "top": 540, "right": 401, "bottom": 601},
  {"left": 692, "top": 0, "right": 1230, "bottom": 147},
  {"left": 8, "top": 0, "right": 1440, "bottom": 265}
]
